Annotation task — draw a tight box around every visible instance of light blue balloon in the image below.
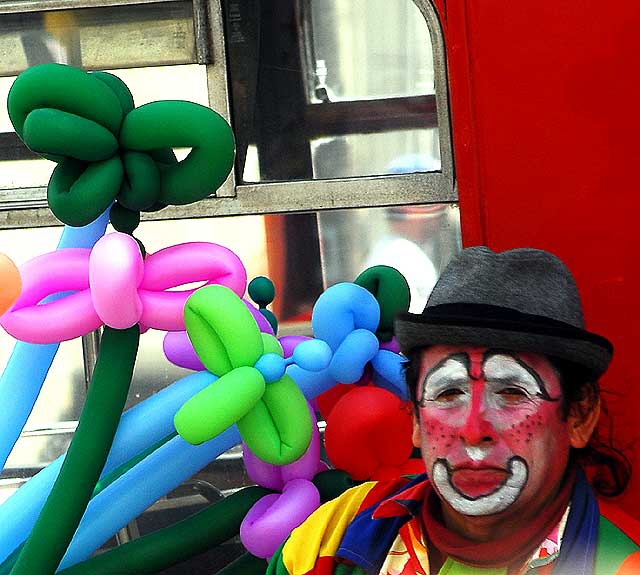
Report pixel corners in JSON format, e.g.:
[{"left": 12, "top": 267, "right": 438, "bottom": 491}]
[
  {"left": 292, "top": 339, "right": 332, "bottom": 372},
  {"left": 56, "top": 427, "right": 241, "bottom": 570},
  {"left": 287, "top": 364, "right": 337, "bottom": 400},
  {"left": 55, "top": 362, "right": 342, "bottom": 570},
  {"left": 371, "top": 350, "right": 408, "bottom": 400},
  {"left": 0, "top": 370, "right": 216, "bottom": 564},
  {"left": 329, "top": 329, "right": 380, "bottom": 384},
  {"left": 311, "top": 283, "right": 379, "bottom": 351},
  {"left": 0, "top": 209, "right": 110, "bottom": 472},
  {"left": 254, "top": 353, "right": 286, "bottom": 383}
]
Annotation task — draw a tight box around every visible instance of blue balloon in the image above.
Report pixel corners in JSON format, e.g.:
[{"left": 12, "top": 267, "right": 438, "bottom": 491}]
[
  {"left": 328, "top": 329, "right": 380, "bottom": 383},
  {"left": 0, "top": 209, "right": 110, "bottom": 472},
  {"left": 371, "top": 350, "right": 408, "bottom": 400},
  {"left": 54, "top": 358, "right": 349, "bottom": 570},
  {"left": 287, "top": 365, "right": 337, "bottom": 400},
  {"left": 292, "top": 339, "right": 332, "bottom": 372},
  {"left": 311, "top": 283, "right": 379, "bottom": 351},
  {"left": 56, "top": 427, "right": 241, "bottom": 570},
  {"left": 0, "top": 370, "right": 216, "bottom": 564},
  {"left": 254, "top": 353, "right": 286, "bottom": 383}
]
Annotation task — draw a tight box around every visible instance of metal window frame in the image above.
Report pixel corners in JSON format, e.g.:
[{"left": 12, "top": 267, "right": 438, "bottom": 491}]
[{"left": 0, "top": 0, "right": 453, "bottom": 228}]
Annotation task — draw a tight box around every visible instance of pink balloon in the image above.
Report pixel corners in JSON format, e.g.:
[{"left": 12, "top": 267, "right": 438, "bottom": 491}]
[
  {"left": 0, "top": 235, "right": 247, "bottom": 343},
  {"left": 138, "top": 242, "right": 247, "bottom": 331},
  {"left": 89, "top": 233, "right": 144, "bottom": 329},
  {"left": 240, "top": 479, "right": 320, "bottom": 558},
  {"left": 0, "top": 248, "right": 100, "bottom": 343}
]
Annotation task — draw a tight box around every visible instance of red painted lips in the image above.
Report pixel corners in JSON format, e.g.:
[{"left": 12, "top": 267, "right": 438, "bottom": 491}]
[{"left": 450, "top": 468, "right": 509, "bottom": 498}]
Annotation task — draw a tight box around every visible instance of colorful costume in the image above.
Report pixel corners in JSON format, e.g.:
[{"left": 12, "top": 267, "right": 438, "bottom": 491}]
[{"left": 267, "top": 473, "right": 640, "bottom": 575}]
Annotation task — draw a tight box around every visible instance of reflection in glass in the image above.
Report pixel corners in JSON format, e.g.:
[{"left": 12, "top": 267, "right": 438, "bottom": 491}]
[
  {"left": 318, "top": 204, "right": 461, "bottom": 312},
  {"left": 0, "top": 3, "right": 195, "bottom": 77},
  {"left": 224, "top": 0, "right": 440, "bottom": 183}
]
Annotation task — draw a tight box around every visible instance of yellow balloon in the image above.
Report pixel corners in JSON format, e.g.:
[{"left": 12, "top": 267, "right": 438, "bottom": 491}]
[{"left": 0, "top": 254, "right": 20, "bottom": 316}]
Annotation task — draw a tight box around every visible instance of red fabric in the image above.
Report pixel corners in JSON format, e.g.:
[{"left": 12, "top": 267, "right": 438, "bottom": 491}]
[{"left": 420, "top": 471, "right": 574, "bottom": 569}]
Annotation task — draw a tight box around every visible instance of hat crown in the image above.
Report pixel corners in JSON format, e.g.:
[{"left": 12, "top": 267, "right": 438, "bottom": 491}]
[{"left": 426, "top": 246, "right": 585, "bottom": 328}]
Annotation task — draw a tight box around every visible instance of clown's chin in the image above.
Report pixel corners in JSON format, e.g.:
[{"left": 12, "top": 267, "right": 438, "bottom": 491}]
[{"left": 432, "top": 457, "right": 528, "bottom": 516}]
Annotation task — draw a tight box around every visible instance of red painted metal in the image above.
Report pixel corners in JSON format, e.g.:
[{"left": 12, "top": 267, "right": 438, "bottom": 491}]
[{"left": 433, "top": 0, "right": 640, "bottom": 514}]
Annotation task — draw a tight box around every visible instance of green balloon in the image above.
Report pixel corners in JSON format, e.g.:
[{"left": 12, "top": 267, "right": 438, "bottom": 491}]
[
  {"left": 118, "top": 151, "right": 161, "bottom": 211},
  {"left": 109, "top": 202, "right": 141, "bottom": 234},
  {"left": 56, "top": 486, "right": 271, "bottom": 575},
  {"left": 91, "top": 71, "right": 135, "bottom": 117},
  {"left": 174, "top": 366, "right": 265, "bottom": 445},
  {"left": 184, "top": 285, "right": 264, "bottom": 376},
  {"left": 237, "top": 374, "right": 312, "bottom": 465},
  {"left": 215, "top": 553, "right": 268, "bottom": 575},
  {"left": 48, "top": 156, "right": 123, "bottom": 226},
  {"left": 9, "top": 326, "right": 139, "bottom": 575},
  {"left": 261, "top": 333, "right": 283, "bottom": 356},
  {"left": 7, "top": 63, "right": 124, "bottom": 139},
  {"left": 248, "top": 276, "right": 275, "bottom": 307},
  {"left": 355, "top": 265, "right": 410, "bottom": 341},
  {"left": 119, "top": 100, "right": 235, "bottom": 205},
  {"left": 23, "top": 108, "right": 118, "bottom": 162},
  {"left": 313, "top": 469, "right": 359, "bottom": 503}
]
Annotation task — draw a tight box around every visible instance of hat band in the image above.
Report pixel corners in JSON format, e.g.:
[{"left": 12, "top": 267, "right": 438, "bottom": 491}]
[{"left": 397, "top": 303, "right": 613, "bottom": 353}]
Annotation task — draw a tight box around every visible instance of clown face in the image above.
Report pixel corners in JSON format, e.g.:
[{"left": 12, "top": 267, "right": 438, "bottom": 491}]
[{"left": 413, "top": 345, "right": 573, "bottom": 519}]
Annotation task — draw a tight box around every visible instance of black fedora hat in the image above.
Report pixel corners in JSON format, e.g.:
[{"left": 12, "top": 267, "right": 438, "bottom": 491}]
[{"left": 395, "top": 246, "right": 613, "bottom": 380}]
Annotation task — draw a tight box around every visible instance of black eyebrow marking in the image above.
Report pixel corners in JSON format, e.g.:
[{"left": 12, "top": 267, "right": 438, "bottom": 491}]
[
  {"left": 482, "top": 349, "right": 560, "bottom": 402},
  {"left": 419, "top": 352, "right": 470, "bottom": 405}
]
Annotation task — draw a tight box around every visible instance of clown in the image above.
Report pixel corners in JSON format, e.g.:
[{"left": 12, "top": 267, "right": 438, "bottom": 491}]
[{"left": 267, "top": 247, "right": 639, "bottom": 575}]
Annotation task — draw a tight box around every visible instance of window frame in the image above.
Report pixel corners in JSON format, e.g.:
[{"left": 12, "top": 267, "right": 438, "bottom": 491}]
[{"left": 0, "top": 0, "right": 454, "bottom": 228}]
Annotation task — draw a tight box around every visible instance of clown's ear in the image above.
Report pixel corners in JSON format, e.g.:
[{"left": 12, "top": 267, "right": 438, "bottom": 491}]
[{"left": 568, "top": 396, "right": 601, "bottom": 449}]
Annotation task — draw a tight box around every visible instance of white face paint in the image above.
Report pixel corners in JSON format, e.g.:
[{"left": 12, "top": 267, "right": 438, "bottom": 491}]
[
  {"left": 432, "top": 457, "right": 529, "bottom": 516},
  {"left": 415, "top": 348, "right": 566, "bottom": 519}
]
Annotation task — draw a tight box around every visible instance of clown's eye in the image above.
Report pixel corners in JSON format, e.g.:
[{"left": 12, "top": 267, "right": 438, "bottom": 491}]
[
  {"left": 496, "top": 387, "right": 528, "bottom": 402},
  {"left": 436, "top": 388, "right": 465, "bottom": 401}
]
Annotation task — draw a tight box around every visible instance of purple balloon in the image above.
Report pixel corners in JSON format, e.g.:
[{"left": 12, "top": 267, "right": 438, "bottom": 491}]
[
  {"left": 278, "top": 335, "right": 309, "bottom": 358},
  {"left": 243, "top": 403, "right": 319, "bottom": 488},
  {"left": 379, "top": 336, "right": 400, "bottom": 353},
  {"left": 163, "top": 331, "right": 205, "bottom": 371},
  {"left": 240, "top": 478, "right": 320, "bottom": 558},
  {"left": 243, "top": 298, "right": 275, "bottom": 335},
  {"left": 242, "top": 442, "right": 284, "bottom": 491}
]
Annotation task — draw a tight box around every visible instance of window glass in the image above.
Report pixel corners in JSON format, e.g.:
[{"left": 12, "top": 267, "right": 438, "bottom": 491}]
[
  {"left": 0, "top": 3, "right": 195, "bottom": 77},
  {"left": 0, "top": 226, "right": 86, "bottom": 500},
  {"left": 224, "top": 0, "right": 441, "bottom": 183}
]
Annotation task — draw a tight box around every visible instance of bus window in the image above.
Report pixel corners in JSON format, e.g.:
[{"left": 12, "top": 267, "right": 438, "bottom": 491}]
[{"left": 226, "top": 0, "right": 441, "bottom": 183}]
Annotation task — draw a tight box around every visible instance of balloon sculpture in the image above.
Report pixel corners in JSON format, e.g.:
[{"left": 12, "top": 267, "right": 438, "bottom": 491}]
[{"left": 0, "top": 62, "right": 421, "bottom": 575}]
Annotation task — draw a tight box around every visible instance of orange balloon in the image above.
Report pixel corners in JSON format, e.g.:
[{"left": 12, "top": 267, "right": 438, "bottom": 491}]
[{"left": 0, "top": 254, "right": 20, "bottom": 316}]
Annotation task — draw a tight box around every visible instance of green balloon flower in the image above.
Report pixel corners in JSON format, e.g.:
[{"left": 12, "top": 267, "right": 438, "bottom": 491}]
[
  {"left": 174, "top": 285, "right": 312, "bottom": 466},
  {"left": 7, "top": 63, "right": 235, "bottom": 227}
]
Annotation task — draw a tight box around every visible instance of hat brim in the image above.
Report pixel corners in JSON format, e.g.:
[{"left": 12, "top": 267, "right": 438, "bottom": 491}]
[{"left": 395, "top": 303, "right": 613, "bottom": 381}]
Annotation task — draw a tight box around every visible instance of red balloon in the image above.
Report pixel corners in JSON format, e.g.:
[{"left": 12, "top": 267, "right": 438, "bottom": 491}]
[{"left": 324, "top": 387, "right": 414, "bottom": 480}]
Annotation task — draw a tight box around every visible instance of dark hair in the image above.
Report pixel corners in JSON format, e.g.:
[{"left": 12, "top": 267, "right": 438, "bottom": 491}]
[{"left": 404, "top": 349, "right": 632, "bottom": 497}]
